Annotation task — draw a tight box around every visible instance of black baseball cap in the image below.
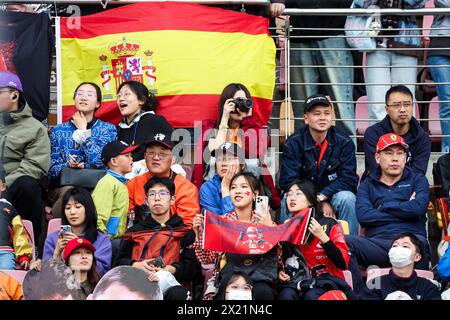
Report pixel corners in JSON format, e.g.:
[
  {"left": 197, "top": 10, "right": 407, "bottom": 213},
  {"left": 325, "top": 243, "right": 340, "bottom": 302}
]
[
  {"left": 101, "top": 140, "right": 139, "bottom": 165},
  {"left": 144, "top": 127, "right": 174, "bottom": 150},
  {"left": 304, "top": 94, "right": 332, "bottom": 113},
  {"left": 212, "top": 142, "right": 245, "bottom": 163}
]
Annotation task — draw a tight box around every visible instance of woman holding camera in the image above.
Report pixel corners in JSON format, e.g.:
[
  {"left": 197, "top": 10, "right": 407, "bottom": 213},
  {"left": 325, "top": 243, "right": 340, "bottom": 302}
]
[
  {"left": 278, "top": 180, "right": 353, "bottom": 300},
  {"left": 42, "top": 187, "right": 112, "bottom": 276},
  {"left": 192, "top": 83, "right": 281, "bottom": 209},
  {"left": 193, "top": 172, "right": 280, "bottom": 300}
]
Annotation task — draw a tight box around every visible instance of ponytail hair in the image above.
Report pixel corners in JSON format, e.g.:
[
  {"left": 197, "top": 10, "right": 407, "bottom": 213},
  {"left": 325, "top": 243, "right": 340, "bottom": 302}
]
[{"left": 117, "top": 80, "right": 158, "bottom": 112}]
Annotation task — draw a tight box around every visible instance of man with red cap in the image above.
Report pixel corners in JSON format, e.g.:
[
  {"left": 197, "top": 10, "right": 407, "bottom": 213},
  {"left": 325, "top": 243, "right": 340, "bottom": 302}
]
[
  {"left": 346, "top": 133, "right": 431, "bottom": 296},
  {"left": 0, "top": 71, "right": 50, "bottom": 246}
]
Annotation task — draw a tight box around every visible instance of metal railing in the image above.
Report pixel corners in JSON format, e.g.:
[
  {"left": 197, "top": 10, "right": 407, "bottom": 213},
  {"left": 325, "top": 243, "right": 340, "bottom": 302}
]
[
  {"left": 273, "top": 6, "right": 450, "bottom": 157},
  {"left": 3, "top": 2, "right": 450, "bottom": 160}
]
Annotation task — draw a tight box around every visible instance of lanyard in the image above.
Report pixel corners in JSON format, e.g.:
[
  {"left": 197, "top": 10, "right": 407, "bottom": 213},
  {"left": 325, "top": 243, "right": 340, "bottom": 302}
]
[{"left": 316, "top": 139, "right": 329, "bottom": 171}]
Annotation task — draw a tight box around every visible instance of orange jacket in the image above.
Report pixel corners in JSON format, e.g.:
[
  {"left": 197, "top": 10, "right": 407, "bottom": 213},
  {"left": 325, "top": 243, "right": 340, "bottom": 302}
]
[
  {"left": 0, "top": 272, "right": 23, "bottom": 300},
  {"left": 127, "top": 171, "right": 200, "bottom": 227}
]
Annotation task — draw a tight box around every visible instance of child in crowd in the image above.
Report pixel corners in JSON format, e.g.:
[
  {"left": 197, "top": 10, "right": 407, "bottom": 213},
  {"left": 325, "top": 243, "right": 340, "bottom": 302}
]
[
  {"left": 215, "top": 271, "right": 253, "bottom": 300},
  {"left": 92, "top": 141, "right": 139, "bottom": 257},
  {"left": 0, "top": 179, "right": 32, "bottom": 270}
]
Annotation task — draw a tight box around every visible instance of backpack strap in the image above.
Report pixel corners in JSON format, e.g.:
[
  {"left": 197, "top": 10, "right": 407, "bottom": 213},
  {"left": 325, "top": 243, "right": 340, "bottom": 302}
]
[
  {"left": 158, "top": 225, "right": 174, "bottom": 258},
  {"left": 140, "top": 226, "right": 162, "bottom": 260}
]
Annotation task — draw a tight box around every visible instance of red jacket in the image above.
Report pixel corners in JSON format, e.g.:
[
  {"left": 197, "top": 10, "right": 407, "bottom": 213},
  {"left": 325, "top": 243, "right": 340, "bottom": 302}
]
[
  {"left": 192, "top": 116, "right": 281, "bottom": 208},
  {"left": 300, "top": 217, "right": 350, "bottom": 280}
]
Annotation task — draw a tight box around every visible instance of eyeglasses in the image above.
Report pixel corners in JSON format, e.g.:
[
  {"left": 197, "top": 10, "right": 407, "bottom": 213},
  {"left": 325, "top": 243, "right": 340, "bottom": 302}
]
[
  {"left": 116, "top": 92, "right": 132, "bottom": 99},
  {"left": 387, "top": 102, "right": 412, "bottom": 109},
  {"left": 286, "top": 191, "right": 305, "bottom": 198},
  {"left": 145, "top": 151, "right": 171, "bottom": 160},
  {"left": 75, "top": 91, "right": 97, "bottom": 98},
  {"left": 147, "top": 190, "right": 170, "bottom": 199}
]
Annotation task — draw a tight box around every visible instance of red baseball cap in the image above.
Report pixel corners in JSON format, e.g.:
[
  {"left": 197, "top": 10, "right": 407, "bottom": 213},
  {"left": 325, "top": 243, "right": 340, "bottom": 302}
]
[
  {"left": 376, "top": 133, "right": 409, "bottom": 153},
  {"left": 318, "top": 290, "right": 348, "bottom": 300},
  {"left": 63, "top": 238, "right": 96, "bottom": 261}
]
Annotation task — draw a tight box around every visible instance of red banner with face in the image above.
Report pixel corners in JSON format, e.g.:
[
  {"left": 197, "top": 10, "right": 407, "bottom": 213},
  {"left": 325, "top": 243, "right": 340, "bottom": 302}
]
[{"left": 203, "top": 209, "right": 312, "bottom": 255}]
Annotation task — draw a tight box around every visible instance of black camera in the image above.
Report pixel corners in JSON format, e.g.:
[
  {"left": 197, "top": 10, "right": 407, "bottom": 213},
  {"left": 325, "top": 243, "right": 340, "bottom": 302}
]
[
  {"left": 380, "top": 0, "right": 404, "bottom": 36},
  {"left": 233, "top": 97, "right": 253, "bottom": 113}
]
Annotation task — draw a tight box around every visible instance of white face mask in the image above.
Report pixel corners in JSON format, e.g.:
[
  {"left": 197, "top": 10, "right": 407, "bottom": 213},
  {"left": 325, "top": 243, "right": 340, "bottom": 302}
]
[
  {"left": 389, "top": 246, "right": 414, "bottom": 268},
  {"left": 226, "top": 290, "right": 252, "bottom": 300}
]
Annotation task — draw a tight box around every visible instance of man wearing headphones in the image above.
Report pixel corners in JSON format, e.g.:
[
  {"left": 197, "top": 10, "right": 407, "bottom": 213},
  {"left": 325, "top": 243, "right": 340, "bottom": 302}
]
[
  {"left": 0, "top": 71, "right": 50, "bottom": 246},
  {"left": 346, "top": 133, "right": 431, "bottom": 295}
]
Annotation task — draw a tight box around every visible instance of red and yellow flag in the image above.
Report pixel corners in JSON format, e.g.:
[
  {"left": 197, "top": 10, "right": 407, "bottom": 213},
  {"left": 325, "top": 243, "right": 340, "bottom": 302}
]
[{"left": 56, "top": 3, "right": 276, "bottom": 127}]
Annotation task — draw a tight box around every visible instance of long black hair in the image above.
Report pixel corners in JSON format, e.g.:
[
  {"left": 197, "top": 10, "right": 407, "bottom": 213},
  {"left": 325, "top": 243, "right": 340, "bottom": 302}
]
[
  {"left": 229, "top": 172, "right": 263, "bottom": 211},
  {"left": 61, "top": 187, "right": 98, "bottom": 244},
  {"left": 285, "top": 180, "right": 323, "bottom": 246},
  {"left": 215, "top": 83, "right": 252, "bottom": 129},
  {"left": 65, "top": 248, "right": 101, "bottom": 289},
  {"left": 214, "top": 271, "right": 253, "bottom": 300},
  {"left": 285, "top": 180, "right": 323, "bottom": 220},
  {"left": 117, "top": 80, "right": 158, "bottom": 112}
]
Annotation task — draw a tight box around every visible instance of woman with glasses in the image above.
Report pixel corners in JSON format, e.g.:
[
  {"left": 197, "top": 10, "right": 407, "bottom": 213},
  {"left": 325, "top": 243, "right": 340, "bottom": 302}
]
[
  {"left": 116, "top": 81, "right": 173, "bottom": 163},
  {"left": 278, "top": 180, "right": 353, "bottom": 300},
  {"left": 49, "top": 82, "right": 117, "bottom": 218}
]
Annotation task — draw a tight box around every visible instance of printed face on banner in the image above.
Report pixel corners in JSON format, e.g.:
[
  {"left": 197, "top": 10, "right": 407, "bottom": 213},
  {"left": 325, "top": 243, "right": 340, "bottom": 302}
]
[{"left": 203, "top": 209, "right": 312, "bottom": 255}]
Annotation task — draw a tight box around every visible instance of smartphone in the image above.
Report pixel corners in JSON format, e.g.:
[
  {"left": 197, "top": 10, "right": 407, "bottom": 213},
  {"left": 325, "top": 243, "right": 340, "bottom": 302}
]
[
  {"left": 60, "top": 225, "right": 72, "bottom": 236},
  {"left": 255, "top": 196, "right": 269, "bottom": 214},
  {"left": 147, "top": 256, "right": 166, "bottom": 268}
]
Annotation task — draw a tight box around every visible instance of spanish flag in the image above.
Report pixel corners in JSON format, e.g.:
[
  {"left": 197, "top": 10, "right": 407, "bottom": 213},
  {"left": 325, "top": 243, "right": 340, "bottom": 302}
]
[{"left": 56, "top": 3, "right": 276, "bottom": 127}]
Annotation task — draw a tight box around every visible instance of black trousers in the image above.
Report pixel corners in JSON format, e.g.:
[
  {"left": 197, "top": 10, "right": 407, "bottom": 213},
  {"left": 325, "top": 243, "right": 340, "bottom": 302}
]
[{"left": 6, "top": 176, "right": 45, "bottom": 244}]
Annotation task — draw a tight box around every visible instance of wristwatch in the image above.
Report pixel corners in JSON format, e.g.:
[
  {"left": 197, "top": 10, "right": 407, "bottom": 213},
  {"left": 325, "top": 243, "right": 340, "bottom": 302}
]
[{"left": 317, "top": 193, "right": 327, "bottom": 203}]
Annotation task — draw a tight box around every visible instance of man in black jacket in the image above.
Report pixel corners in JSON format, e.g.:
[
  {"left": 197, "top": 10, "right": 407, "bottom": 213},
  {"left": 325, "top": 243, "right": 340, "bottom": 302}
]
[
  {"left": 362, "top": 232, "right": 441, "bottom": 300},
  {"left": 286, "top": 0, "right": 354, "bottom": 137},
  {"left": 114, "top": 176, "right": 201, "bottom": 300}
]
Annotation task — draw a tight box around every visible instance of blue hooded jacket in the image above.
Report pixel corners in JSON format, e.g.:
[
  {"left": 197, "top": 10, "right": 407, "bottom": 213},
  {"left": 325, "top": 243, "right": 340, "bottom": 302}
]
[
  {"left": 356, "top": 166, "right": 429, "bottom": 239},
  {"left": 200, "top": 174, "right": 235, "bottom": 215}
]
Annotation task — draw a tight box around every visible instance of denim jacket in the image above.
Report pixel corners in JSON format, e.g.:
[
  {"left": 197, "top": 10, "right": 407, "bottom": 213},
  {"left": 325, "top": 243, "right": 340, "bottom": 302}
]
[{"left": 279, "top": 126, "right": 359, "bottom": 198}]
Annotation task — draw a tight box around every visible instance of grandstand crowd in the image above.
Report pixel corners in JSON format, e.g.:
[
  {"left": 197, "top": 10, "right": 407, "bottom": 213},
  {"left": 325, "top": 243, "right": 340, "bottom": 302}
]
[{"left": 0, "top": 0, "right": 450, "bottom": 301}]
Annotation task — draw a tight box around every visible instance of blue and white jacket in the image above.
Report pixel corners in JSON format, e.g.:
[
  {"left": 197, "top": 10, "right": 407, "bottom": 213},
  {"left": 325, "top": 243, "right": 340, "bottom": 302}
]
[
  {"left": 200, "top": 174, "right": 235, "bottom": 215},
  {"left": 49, "top": 118, "right": 117, "bottom": 181}
]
